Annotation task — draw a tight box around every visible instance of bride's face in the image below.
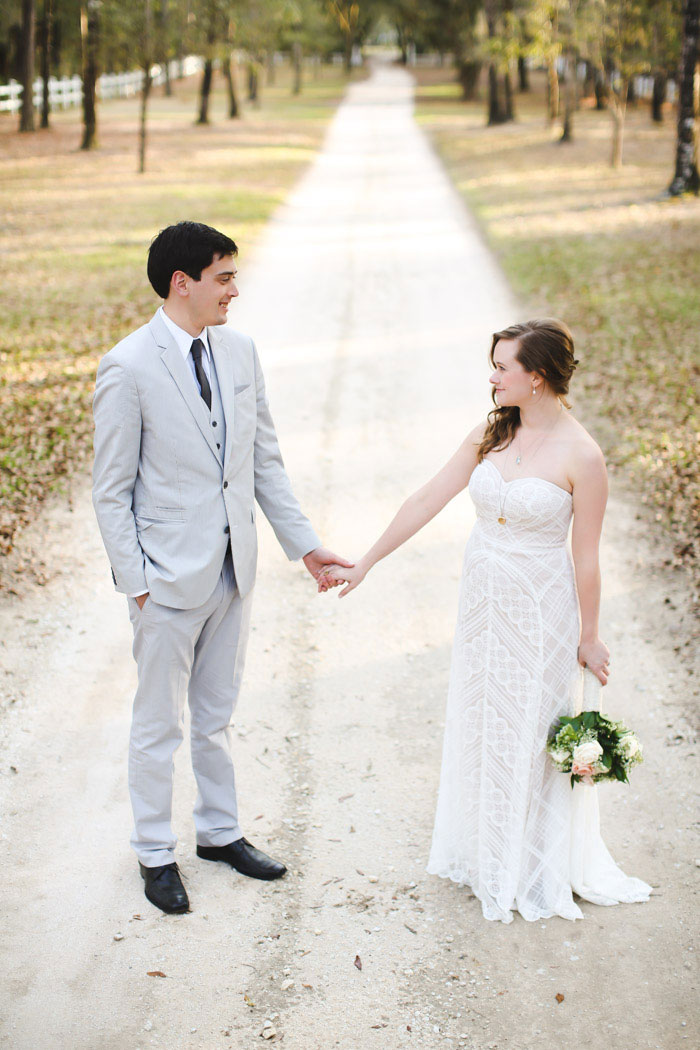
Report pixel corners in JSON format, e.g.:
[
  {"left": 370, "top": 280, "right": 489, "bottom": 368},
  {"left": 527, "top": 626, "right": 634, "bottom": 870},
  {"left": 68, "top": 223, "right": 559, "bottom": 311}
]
[{"left": 489, "top": 338, "right": 538, "bottom": 406}]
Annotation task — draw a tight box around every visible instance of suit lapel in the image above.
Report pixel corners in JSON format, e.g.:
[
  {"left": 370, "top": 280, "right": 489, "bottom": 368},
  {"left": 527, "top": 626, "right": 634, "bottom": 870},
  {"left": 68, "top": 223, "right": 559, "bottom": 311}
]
[
  {"left": 209, "top": 327, "right": 236, "bottom": 469},
  {"left": 149, "top": 312, "right": 220, "bottom": 463}
]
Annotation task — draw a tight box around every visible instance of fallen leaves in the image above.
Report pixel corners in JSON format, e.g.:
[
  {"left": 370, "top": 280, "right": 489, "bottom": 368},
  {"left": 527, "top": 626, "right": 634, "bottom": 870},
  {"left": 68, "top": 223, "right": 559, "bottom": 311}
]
[
  {"left": 147, "top": 970, "right": 167, "bottom": 978},
  {"left": 354, "top": 955, "right": 362, "bottom": 971},
  {"left": 555, "top": 992, "right": 565, "bottom": 1003}
]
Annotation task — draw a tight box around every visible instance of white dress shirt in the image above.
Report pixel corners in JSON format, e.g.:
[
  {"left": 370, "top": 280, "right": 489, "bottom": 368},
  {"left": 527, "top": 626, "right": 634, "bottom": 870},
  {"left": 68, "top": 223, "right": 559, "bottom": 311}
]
[{"left": 159, "top": 305, "right": 211, "bottom": 388}]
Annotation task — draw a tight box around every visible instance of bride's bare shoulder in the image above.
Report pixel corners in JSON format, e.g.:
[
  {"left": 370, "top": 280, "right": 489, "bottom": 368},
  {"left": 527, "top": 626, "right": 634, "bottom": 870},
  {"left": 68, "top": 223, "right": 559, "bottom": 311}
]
[
  {"left": 565, "top": 414, "right": 606, "bottom": 473},
  {"left": 466, "top": 419, "right": 490, "bottom": 445}
]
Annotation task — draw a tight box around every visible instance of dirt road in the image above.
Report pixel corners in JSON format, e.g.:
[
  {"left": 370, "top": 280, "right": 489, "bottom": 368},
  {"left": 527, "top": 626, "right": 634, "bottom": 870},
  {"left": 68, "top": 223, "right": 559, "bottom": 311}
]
[{"left": 1, "top": 62, "right": 696, "bottom": 1050}]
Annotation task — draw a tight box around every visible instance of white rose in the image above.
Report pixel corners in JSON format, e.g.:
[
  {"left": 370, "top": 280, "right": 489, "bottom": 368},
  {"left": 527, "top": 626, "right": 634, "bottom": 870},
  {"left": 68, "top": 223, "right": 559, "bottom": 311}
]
[
  {"left": 621, "top": 733, "right": 640, "bottom": 757},
  {"left": 572, "top": 740, "right": 603, "bottom": 766},
  {"left": 549, "top": 748, "right": 570, "bottom": 766}
]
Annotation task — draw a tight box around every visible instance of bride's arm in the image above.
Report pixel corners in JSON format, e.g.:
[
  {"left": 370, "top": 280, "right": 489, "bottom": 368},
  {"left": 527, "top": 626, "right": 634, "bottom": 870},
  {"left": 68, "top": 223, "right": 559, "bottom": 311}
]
[
  {"left": 326, "top": 424, "right": 484, "bottom": 596},
  {"left": 570, "top": 443, "right": 610, "bottom": 684}
]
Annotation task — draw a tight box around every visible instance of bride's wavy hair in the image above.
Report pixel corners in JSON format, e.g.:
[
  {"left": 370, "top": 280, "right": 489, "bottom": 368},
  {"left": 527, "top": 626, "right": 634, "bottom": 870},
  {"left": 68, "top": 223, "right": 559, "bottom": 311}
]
[{"left": 477, "top": 318, "right": 579, "bottom": 462}]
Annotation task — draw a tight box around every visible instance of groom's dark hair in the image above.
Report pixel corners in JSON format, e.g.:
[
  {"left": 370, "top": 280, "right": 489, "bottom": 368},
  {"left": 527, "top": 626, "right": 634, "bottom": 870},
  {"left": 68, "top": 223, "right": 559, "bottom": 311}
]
[{"left": 147, "top": 221, "right": 238, "bottom": 299}]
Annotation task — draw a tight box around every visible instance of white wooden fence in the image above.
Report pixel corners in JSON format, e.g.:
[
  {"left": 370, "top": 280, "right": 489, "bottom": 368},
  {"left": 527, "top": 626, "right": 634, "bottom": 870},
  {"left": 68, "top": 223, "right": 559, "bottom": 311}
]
[
  {"left": 559, "top": 59, "right": 678, "bottom": 102},
  {"left": 0, "top": 55, "right": 203, "bottom": 115}
]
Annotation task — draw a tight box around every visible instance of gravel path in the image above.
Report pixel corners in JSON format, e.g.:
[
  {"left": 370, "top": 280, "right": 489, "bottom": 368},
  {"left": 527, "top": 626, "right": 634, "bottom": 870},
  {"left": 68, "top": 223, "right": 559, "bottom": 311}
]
[{"left": 1, "top": 61, "right": 696, "bottom": 1050}]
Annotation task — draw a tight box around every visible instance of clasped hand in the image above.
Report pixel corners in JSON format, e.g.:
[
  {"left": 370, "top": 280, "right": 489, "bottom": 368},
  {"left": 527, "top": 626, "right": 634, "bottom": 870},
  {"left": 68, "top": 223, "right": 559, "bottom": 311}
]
[
  {"left": 301, "top": 547, "right": 362, "bottom": 596},
  {"left": 316, "top": 562, "right": 365, "bottom": 597}
]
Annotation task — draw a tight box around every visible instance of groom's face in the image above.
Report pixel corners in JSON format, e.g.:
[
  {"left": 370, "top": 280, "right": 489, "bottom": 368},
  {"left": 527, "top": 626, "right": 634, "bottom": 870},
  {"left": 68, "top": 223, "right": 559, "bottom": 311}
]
[{"left": 187, "top": 253, "right": 239, "bottom": 327}]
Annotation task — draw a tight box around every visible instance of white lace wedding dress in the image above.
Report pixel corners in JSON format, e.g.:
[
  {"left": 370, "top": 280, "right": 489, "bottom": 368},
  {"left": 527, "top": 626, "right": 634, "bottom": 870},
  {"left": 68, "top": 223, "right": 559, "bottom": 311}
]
[{"left": 427, "top": 458, "right": 652, "bottom": 923}]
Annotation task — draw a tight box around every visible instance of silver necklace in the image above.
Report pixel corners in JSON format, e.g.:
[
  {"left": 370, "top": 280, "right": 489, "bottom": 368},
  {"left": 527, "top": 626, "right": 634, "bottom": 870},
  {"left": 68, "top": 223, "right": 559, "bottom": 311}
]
[{"left": 497, "top": 412, "right": 562, "bottom": 525}]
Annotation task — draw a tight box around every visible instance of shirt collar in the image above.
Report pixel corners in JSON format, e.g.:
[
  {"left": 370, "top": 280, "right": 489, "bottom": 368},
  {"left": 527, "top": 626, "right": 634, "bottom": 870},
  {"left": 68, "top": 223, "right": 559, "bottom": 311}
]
[{"left": 159, "top": 305, "right": 210, "bottom": 361}]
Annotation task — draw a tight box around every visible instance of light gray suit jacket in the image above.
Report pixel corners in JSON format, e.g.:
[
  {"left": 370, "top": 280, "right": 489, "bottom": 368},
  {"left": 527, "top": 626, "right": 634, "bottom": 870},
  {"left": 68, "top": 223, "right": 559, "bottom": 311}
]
[{"left": 92, "top": 310, "right": 320, "bottom": 608}]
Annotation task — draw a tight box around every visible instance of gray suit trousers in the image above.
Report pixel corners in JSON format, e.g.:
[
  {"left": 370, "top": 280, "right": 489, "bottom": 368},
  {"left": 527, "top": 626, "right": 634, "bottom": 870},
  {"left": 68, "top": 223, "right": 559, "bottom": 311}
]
[{"left": 127, "top": 554, "right": 252, "bottom": 867}]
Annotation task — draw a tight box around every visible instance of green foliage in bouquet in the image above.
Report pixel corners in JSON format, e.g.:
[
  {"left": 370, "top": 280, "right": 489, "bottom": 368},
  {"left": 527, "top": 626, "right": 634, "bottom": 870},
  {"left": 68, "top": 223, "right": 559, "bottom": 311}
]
[{"left": 547, "top": 711, "right": 644, "bottom": 788}]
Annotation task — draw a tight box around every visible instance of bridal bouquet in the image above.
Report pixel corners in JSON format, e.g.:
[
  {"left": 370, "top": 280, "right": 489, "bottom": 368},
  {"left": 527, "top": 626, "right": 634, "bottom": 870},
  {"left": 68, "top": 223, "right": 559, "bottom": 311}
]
[{"left": 547, "top": 711, "right": 644, "bottom": 787}]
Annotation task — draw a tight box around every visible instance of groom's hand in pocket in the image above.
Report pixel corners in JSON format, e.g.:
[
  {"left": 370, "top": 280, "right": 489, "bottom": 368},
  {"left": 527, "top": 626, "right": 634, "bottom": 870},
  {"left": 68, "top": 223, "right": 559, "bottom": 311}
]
[{"left": 135, "top": 593, "right": 149, "bottom": 610}]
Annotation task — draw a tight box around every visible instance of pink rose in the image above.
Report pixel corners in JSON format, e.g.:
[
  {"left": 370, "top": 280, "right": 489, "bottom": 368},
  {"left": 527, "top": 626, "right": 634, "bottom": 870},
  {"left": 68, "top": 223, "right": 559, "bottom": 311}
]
[{"left": 572, "top": 760, "right": 595, "bottom": 782}]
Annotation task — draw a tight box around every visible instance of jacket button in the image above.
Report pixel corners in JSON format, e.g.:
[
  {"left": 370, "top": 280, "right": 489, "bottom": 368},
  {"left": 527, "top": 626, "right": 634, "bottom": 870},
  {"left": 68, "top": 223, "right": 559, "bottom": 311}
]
[
  {"left": 224, "top": 525, "right": 230, "bottom": 534},
  {"left": 216, "top": 443, "right": 221, "bottom": 449},
  {"left": 212, "top": 420, "right": 217, "bottom": 428},
  {"left": 223, "top": 481, "right": 228, "bottom": 489}
]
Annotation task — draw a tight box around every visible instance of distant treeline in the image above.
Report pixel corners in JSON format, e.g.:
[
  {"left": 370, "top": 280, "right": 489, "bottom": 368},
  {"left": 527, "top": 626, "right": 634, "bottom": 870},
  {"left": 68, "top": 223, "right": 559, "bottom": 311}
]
[{"left": 4, "top": 1, "right": 699, "bottom": 192}]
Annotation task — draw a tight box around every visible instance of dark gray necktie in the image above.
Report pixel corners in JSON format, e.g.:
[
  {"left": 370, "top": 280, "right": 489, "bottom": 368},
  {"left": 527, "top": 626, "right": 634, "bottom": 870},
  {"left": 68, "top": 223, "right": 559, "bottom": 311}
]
[{"left": 190, "top": 338, "right": 212, "bottom": 410}]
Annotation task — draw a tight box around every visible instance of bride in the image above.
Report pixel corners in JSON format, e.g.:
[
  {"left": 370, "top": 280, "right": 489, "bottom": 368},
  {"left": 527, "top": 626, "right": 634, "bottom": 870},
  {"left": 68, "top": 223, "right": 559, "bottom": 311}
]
[{"left": 322, "top": 318, "right": 651, "bottom": 923}]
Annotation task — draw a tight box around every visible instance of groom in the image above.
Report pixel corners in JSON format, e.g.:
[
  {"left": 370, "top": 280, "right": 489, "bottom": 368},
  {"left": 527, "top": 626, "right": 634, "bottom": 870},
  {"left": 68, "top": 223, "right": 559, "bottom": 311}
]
[{"left": 92, "top": 221, "right": 349, "bottom": 914}]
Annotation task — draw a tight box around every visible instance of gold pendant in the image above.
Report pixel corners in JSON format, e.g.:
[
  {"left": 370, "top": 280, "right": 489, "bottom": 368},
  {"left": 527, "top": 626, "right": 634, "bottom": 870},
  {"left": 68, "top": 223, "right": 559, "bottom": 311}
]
[{"left": 498, "top": 516, "right": 506, "bottom": 524}]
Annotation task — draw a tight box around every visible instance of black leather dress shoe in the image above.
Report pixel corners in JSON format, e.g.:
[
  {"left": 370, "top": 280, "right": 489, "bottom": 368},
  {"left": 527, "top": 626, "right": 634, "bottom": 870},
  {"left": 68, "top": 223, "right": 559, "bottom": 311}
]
[
  {"left": 196, "top": 838, "right": 287, "bottom": 881},
  {"left": 139, "top": 862, "right": 190, "bottom": 914}
]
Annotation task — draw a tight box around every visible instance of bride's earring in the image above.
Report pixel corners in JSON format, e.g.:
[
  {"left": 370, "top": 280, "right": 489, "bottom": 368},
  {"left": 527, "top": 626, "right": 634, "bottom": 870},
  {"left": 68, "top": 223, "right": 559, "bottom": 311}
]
[{"left": 532, "top": 385, "right": 537, "bottom": 396}]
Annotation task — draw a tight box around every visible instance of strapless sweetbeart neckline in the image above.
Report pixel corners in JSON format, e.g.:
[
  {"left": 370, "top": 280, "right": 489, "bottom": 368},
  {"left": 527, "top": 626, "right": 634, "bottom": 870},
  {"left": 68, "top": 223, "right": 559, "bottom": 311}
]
[{"left": 481, "top": 457, "right": 573, "bottom": 499}]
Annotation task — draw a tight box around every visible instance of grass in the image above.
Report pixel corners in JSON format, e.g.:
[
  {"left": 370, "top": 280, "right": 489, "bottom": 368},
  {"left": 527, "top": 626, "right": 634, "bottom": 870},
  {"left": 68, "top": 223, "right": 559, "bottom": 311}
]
[
  {"left": 414, "top": 67, "right": 700, "bottom": 596},
  {"left": 0, "top": 60, "right": 355, "bottom": 567}
]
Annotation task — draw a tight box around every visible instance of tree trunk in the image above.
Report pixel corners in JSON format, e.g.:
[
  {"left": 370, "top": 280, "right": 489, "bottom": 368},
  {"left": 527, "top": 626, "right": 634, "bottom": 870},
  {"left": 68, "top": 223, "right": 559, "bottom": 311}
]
[
  {"left": 161, "top": 0, "right": 172, "bottom": 97},
  {"left": 80, "top": 1, "right": 99, "bottom": 149},
  {"left": 546, "top": 57, "right": 559, "bottom": 124},
  {"left": 344, "top": 33, "right": 353, "bottom": 73},
  {"left": 669, "top": 0, "right": 700, "bottom": 195},
  {"left": 223, "top": 52, "right": 239, "bottom": 117},
  {"left": 197, "top": 11, "right": 217, "bottom": 126},
  {"left": 248, "top": 62, "right": 259, "bottom": 105},
  {"left": 40, "top": 0, "right": 52, "bottom": 129},
  {"left": 518, "top": 55, "right": 529, "bottom": 92},
  {"left": 138, "top": 0, "right": 152, "bottom": 173},
  {"left": 197, "top": 59, "right": 213, "bottom": 124},
  {"left": 626, "top": 76, "right": 637, "bottom": 106},
  {"left": 139, "top": 64, "right": 152, "bottom": 173},
  {"left": 484, "top": 7, "right": 511, "bottom": 125},
  {"left": 559, "top": 54, "right": 576, "bottom": 142},
  {"left": 595, "top": 69, "right": 608, "bottom": 110},
  {"left": 19, "top": 0, "right": 36, "bottom": 132},
  {"left": 292, "top": 40, "right": 302, "bottom": 95},
  {"left": 266, "top": 50, "right": 276, "bottom": 86},
  {"left": 396, "top": 25, "right": 408, "bottom": 65},
  {"left": 223, "top": 53, "right": 239, "bottom": 117},
  {"left": 610, "top": 78, "right": 628, "bottom": 167},
  {"left": 457, "top": 59, "right": 480, "bottom": 101},
  {"left": 487, "top": 64, "right": 508, "bottom": 125},
  {"left": 504, "top": 66, "right": 515, "bottom": 120},
  {"left": 582, "top": 60, "right": 595, "bottom": 99},
  {"left": 652, "top": 71, "right": 667, "bottom": 122}
]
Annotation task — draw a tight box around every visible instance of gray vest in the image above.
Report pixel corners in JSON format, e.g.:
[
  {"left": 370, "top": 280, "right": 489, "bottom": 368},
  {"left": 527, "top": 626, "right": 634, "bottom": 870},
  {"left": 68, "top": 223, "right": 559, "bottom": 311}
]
[{"left": 208, "top": 351, "right": 226, "bottom": 469}]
